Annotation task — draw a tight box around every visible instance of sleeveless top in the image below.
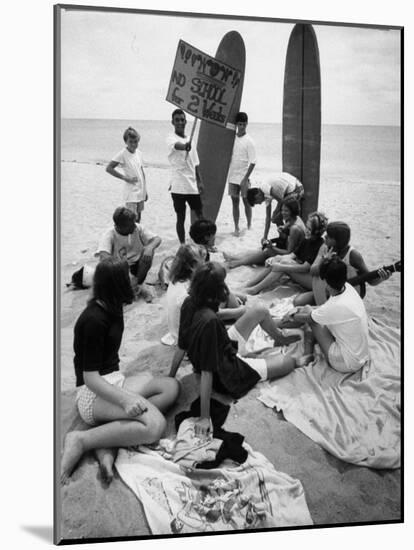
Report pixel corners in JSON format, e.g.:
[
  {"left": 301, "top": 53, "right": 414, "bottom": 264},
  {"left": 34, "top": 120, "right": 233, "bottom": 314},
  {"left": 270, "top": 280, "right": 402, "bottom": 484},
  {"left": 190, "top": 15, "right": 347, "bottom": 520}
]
[{"left": 341, "top": 246, "right": 365, "bottom": 298}]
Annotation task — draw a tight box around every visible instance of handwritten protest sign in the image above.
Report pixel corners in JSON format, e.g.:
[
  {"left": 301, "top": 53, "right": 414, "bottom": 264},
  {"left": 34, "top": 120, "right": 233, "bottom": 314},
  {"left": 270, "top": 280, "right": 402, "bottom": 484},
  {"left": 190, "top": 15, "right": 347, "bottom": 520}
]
[{"left": 166, "top": 40, "right": 243, "bottom": 128}]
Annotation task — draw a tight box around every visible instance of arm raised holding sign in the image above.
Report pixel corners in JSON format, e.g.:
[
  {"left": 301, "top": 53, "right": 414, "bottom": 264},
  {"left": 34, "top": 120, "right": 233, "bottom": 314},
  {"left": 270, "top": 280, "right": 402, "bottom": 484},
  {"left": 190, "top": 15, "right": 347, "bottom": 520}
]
[{"left": 167, "top": 109, "right": 204, "bottom": 244}]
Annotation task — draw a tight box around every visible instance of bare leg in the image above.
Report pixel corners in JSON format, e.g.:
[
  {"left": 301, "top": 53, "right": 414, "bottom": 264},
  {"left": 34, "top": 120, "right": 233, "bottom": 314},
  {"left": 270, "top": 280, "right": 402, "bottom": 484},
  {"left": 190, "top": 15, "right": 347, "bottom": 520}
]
[
  {"left": 231, "top": 196, "right": 240, "bottom": 234},
  {"left": 246, "top": 271, "right": 283, "bottom": 295},
  {"left": 225, "top": 291, "right": 243, "bottom": 308},
  {"left": 289, "top": 272, "right": 313, "bottom": 290},
  {"left": 309, "top": 319, "right": 335, "bottom": 363},
  {"left": 123, "top": 376, "right": 180, "bottom": 413},
  {"left": 312, "top": 276, "right": 329, "bottom": 305},
  {"left": 234, "top": 304, "right": 300, "bottom": 346},
  {"left": 61, "top": 412, "right": 167, "bottom": 484},
  {"left": 242, "top": 197, "right": 252, "bottom": 229},
  {"left": 245, "top": 267, "right": 271, "bottom": 288},
  {"left": 264, "top": 354, "right": 296, "bottom": 380},
  {"left": 135, "top": 254, "right": 155, "bottom": 302},
  {"left": 226, "top": 249, "right": 269, "bottom": 269},
  {"left": 135, "top": 254, "right": 154, "bottom": 285},
  {"left": 293, "top": 291, "right": 315, "bottom": 306},
  {"left": 61, "top": 377, "right": 179, "bottom": 483}
]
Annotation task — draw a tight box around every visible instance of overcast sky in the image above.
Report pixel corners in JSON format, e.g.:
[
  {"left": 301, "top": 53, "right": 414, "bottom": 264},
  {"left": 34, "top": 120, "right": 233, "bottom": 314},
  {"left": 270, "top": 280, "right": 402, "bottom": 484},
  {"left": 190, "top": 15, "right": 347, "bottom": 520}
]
[{"left": 60, "top": 8, "right": 401, "bottom": 126}]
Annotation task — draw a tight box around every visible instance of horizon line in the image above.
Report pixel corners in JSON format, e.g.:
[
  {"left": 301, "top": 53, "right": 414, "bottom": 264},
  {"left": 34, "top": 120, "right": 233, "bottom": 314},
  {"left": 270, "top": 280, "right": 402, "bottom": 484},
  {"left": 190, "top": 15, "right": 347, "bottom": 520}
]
[{"left": 60, "top": 117, "right": 400, "bottom": 128}]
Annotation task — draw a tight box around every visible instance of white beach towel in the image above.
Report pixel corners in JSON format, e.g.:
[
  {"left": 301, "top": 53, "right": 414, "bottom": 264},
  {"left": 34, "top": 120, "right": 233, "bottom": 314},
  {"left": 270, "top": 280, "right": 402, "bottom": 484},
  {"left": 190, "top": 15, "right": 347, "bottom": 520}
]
[
  {"left": 258, "top": 317, "right": 400, "bottom": 469},
  {"left": 115, "top": 419, "right": 313, "bottom": 534}
]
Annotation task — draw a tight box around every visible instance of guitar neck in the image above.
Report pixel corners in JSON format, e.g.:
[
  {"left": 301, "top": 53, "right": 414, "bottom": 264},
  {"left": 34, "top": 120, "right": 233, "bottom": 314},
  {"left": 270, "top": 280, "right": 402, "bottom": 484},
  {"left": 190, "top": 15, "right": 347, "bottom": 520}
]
[{"left": 347, "top": 263, "right": 399, "bottom": 287}]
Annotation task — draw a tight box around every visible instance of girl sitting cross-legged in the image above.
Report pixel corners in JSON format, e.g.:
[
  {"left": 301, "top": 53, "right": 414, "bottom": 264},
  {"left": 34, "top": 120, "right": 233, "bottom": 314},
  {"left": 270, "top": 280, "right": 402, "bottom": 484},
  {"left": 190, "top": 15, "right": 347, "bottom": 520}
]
[{"left": 61, "top": 258, "right": 180, "bottom": 484}]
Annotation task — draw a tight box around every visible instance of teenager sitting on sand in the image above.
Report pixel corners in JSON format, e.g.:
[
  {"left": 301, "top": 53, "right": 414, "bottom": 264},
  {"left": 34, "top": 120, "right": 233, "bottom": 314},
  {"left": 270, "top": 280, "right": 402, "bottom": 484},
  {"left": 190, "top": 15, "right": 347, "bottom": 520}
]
[
  {"left": 161, "top": 244, "right": 207, "bottom": 346},
  {"left": 189, "top": 218, "right": 218, "bottom": 260},
  {"left": 168, "top": 262, "right": 303, "bottom": 437},
  {"left": 244, "top": 211, "right": 328, "bottom": 295},
  {"left": 224, "top": 197, "right": 306, "bottom": 269},
  {"left": 294, "top": 221, "right": 391, "bottom": 306},
  {"left": 161, "top": 243, "right": 249, "bottom": 346},
  {"left": 284, "top": 257, "right": 370, "bottom": 373},
  {"left": 96, "top": 206, "right": 161, "bottom": 302},
  {"left": 61, "top": 258, "right": 180, "bottom": 484}
]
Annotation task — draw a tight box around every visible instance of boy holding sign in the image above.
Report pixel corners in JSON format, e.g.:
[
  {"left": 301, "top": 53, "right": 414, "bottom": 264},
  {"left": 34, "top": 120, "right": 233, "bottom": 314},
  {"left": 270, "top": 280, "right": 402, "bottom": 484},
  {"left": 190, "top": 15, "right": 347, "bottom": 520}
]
[{"left": 167, "top": 109, "right": 204, "bottom": 244}]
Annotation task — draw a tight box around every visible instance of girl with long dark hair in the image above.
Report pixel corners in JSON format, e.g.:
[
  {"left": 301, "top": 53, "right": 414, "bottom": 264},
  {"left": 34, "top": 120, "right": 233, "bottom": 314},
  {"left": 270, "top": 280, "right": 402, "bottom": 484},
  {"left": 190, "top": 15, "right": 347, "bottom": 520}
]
[
  {"left": 169, "top": 262, "right": 303, "bottom": 437},
  {"left": 61, "top": 258, "right": 179, "bottom": 484}
]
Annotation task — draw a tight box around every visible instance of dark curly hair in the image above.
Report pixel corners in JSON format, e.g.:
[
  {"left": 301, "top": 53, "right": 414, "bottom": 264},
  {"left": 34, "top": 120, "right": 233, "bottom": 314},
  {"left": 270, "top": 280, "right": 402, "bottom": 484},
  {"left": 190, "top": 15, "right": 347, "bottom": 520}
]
[
  {"left": 281, "top": 196, "right": 300, "bottom": 217},
  {"left": 319, "top": 256, "right": 347, "bottom": 291},
  {"left": 189, "top": 218, "right": 217, "bottom": 245},
  {"left": 307, "top": 211, "right": 328, "bottom": 238}
]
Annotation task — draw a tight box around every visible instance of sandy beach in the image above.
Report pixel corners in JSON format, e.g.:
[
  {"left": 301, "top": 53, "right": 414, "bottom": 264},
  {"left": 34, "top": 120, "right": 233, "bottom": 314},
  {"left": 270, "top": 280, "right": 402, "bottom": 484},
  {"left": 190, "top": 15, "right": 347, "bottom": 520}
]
[{"left": 59, "top": 161, "right": 401, "bottom": 540}]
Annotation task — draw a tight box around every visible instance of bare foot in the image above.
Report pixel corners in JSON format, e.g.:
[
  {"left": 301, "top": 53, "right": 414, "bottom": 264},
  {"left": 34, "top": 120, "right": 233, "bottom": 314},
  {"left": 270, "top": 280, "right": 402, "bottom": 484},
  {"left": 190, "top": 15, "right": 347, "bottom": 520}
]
[
  {"left": 232, "top": 229, "right": 240, "bottom": 237},
  {"left": 61, "top": 431, "right": 85, "bottom": 485}
]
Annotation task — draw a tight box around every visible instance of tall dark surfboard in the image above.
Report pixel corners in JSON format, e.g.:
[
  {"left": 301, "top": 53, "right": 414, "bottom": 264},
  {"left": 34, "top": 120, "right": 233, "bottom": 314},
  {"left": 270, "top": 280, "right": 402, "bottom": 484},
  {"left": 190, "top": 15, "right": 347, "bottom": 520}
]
[
  {"left": 283, "top": 24, "right": 321, "bottom": 221},
  {"left": 196, "top": 31, "right": 245, "bottom": 222}
]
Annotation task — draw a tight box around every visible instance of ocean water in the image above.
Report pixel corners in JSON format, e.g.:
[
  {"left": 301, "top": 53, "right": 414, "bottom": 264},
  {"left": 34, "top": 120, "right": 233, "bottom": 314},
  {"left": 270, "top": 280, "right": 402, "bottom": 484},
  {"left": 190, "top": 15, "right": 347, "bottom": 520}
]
[{"left": 60, "top": 119, "right": 401, "bottom": 186}]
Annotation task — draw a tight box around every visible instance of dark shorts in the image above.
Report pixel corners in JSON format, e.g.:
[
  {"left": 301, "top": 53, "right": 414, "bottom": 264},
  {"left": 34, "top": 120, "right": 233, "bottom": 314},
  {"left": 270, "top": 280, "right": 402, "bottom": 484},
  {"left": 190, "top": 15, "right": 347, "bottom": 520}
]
[{"left": 171, "top": 193, "right": 203, "bottom": 214}]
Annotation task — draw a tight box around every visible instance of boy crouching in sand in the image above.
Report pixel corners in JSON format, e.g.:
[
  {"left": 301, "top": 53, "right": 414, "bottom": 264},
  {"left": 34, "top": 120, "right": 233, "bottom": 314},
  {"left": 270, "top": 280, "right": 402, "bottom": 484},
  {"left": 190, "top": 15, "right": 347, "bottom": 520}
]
[{"left": 96, "top": 206, "right": 161, "bottom": 302}]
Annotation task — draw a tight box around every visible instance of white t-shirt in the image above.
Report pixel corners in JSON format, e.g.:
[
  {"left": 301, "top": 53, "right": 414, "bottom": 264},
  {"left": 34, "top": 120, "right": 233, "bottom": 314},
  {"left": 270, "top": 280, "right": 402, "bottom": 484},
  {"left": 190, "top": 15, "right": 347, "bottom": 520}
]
[
  {"left": 96, "top": 224, "right": 157, "bottom": 265},
  {"left": 112, "top": 148, "right": 147, "bottom": 203},
  {"left": 227, "top": 134, "right": 257, "bottom": 185},
  {"left": 164, "top": 280, "right": 190, "bottom": 345},
  {"left": 166, "top": 133, "right": 200, "bottom": 194},
  {"left": 311, "top": 283, "right": 369, "bottom": 370},
  {"left": 259, "top": 172, "right": 301, "bottom": 205}
]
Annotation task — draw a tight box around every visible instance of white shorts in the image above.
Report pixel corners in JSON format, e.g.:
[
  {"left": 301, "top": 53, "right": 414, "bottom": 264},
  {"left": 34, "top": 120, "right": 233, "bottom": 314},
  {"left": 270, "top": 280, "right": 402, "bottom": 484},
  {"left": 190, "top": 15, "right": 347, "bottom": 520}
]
[
  {"left": 75, "top": 371, "right": 125, "bottom": 426},
  {"left": 227, "top": 325, "right": 268, "bottom": 381},
  {"left": 328, "top": 342, "right": 362, "bottom": 374}
]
